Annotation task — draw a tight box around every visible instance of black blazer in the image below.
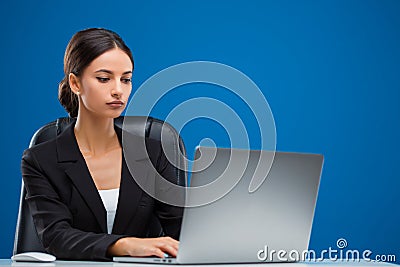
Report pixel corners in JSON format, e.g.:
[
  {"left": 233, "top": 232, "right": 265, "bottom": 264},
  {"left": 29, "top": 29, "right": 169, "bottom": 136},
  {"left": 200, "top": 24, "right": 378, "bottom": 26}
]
[{"left": 21, "top": 122, "right": 183, "bottom": 261}]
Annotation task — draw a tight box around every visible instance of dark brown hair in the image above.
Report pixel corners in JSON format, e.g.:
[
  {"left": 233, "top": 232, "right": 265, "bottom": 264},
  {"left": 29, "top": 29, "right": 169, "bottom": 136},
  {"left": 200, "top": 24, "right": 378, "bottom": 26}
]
[{"left": 58, "top": 28, "right": 134, "bottom": 117}]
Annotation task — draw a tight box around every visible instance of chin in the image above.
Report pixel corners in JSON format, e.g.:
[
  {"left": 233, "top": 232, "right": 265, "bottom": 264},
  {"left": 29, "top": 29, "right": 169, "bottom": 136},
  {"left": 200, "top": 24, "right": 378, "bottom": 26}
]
[
  {"left": 103, "top": 110, "right": 124, "bottom": 119},
  {"left": 111, "top": 113, "right": 124, "bottom": 119}
]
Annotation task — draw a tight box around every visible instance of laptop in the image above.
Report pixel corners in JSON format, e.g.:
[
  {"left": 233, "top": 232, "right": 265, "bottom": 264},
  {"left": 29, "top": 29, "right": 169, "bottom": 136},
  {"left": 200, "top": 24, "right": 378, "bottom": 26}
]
[{"left": 114, "top": 147, "right": 324, "bottom": 264}]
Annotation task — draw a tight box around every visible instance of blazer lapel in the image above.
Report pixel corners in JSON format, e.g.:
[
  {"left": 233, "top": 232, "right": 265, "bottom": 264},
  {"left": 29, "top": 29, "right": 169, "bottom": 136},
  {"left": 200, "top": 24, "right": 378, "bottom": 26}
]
[
  {"left": 56, "top": 123, "right": 107, "bottom": 233},
  {"left": 112, "top": 159, "right": 146, "bottom": 234},
  {"left": 112, "top": 126, "right": 154, "bottom": 234}
]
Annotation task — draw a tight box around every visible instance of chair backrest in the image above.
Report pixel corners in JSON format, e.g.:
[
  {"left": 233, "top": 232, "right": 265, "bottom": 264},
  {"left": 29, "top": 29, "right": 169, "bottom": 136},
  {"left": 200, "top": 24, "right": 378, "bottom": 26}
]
[{"left": 13, "top": 116, "right": 187, "bottom": 255}]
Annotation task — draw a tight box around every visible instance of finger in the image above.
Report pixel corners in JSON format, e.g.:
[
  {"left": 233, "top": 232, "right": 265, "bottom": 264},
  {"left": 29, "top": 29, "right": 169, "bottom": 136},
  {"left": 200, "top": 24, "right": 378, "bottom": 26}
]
[
  {"left": 149, "top": 247, "right": 165, "bottom": 258},
  {"left": 165, "top": 236, "right": 179, "bottom": 246},
  {"left": 160, "top": 237, "right": 179, "bottom": 252},
  {"left": 159, "top": 244, "right": 178, "bottom": 257},
  {"left": 171, "top": 241, "right": 179, "bottom": 252},
  {"left": 162, "top": 236, "right": 179, "bottom": 249}
]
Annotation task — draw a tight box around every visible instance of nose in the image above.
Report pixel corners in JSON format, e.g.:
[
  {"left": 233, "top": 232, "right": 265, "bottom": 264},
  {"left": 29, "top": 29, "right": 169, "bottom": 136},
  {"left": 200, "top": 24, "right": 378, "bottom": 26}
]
[{"left": 111, "top": 80, "right": 123, "bottom": 98}]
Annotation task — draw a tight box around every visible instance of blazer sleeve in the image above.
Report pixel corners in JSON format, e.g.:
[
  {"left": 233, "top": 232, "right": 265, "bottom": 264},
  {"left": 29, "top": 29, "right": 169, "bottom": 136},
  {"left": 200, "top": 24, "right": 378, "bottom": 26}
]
[
  {"left": 21, "top": 149, "right": 127, "bottom": 261},
  {"left": 153, "top": 143, "right": 184, "bottom": 240}
]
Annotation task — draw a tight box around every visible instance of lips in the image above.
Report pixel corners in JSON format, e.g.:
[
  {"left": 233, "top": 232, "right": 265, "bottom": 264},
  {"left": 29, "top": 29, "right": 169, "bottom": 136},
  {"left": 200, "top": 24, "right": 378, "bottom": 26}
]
[{"left": 106, "top": 100, "right": 124, "bottom": 108}]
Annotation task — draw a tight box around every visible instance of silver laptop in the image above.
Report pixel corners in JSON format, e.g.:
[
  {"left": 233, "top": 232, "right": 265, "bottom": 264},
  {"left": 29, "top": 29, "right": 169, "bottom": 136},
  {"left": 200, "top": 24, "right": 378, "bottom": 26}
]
[{"left": 114, "top": 147, "right": 323, "bottom": 264}]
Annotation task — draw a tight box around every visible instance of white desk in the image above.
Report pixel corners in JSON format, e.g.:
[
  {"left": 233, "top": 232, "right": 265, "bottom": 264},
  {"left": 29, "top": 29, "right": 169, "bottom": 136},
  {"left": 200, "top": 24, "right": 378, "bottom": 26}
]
[{"left": 0, "top": 259, "right": 396, "bottom": 267}]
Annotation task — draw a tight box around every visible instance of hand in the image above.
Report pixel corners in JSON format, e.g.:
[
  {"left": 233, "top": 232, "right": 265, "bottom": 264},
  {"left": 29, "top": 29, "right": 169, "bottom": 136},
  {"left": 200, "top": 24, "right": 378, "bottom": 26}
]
[{"left": 108, "top": 236, "right": 179, "bottom": 258}]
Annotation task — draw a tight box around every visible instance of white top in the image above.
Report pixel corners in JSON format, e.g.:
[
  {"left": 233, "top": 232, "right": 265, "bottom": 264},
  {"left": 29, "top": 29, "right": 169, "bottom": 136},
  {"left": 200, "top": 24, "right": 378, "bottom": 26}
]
[{"left": 98, "top": 188, "right": 119, "bottom": 234}]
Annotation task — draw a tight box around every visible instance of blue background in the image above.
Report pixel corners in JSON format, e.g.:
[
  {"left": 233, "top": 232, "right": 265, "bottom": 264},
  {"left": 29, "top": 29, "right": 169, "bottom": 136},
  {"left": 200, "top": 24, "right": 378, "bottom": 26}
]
[{"left": 0, "top": 0, "right": 399, "bottom": 263}]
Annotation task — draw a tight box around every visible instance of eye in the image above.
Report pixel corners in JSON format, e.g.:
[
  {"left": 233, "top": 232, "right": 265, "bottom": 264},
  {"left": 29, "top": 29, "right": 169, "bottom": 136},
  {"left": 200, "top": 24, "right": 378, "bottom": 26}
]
[
  {"left": 122, "top": 77, "right": 132, "bottom": 84},
  {"left": 96, "top": 77, "right": 110, "bottom": 83}
]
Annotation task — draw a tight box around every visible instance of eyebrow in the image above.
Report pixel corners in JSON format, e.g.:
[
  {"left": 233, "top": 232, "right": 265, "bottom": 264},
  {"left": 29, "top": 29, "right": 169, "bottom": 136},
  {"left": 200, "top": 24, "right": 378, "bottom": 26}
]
[{"left": 94, "top": 69, "right": 132, "bottom": 75}]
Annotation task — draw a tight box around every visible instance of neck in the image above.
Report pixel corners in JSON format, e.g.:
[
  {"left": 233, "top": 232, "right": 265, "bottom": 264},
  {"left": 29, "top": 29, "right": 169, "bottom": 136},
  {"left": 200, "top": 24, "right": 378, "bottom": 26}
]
[{"left": 74, "top": 110, "right": 119, "bottom": 156}]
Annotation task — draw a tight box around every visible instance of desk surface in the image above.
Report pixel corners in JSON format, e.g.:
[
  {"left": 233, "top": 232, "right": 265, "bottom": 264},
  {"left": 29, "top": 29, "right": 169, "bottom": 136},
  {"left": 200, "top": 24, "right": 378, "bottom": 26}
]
[{"left": 0, "top": 259, "right": 397, "bottom": 267}]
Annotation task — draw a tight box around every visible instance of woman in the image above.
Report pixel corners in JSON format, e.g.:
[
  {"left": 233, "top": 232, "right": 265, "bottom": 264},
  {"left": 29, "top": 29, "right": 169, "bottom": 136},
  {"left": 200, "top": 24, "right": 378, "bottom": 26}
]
[{"left": 21, "top": 28, "right": 183, "bottom": 261}]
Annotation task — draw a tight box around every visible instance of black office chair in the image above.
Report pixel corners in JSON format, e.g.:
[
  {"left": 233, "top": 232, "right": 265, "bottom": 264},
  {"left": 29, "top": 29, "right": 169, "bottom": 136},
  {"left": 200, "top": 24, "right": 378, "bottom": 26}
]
[{"left": 13, "top": 116, "right": 187, "bottom": 255}]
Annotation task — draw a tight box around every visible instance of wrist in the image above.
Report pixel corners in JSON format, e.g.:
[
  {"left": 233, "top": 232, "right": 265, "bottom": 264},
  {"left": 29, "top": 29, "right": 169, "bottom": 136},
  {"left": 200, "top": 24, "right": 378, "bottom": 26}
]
[{"left": 108, "top": 237, "right": 128, "bottom": 256}]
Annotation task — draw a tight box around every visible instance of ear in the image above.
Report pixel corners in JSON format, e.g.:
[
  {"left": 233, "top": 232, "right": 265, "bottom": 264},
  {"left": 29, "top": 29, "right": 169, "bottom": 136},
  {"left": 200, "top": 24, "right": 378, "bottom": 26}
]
[{"left": 68, "top": 73, "right": 81, "bottom": 95}]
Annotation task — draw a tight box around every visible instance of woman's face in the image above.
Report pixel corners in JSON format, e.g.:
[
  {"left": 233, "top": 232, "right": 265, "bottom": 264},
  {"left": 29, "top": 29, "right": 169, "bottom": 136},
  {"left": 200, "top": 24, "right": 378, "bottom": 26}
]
[{"left": 73, "top": 48, "right": 133, "bottom": 118}]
